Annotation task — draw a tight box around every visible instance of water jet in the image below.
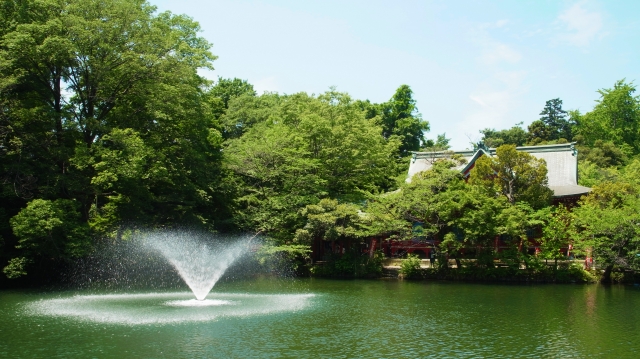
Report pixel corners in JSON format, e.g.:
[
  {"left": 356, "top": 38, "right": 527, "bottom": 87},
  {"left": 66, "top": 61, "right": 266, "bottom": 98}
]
[
  {"left": 25, "top": 230, "right": 314, "bottom": 325},
  {"left": 143, "top": 230, "right": 248, "bottom": 300}
]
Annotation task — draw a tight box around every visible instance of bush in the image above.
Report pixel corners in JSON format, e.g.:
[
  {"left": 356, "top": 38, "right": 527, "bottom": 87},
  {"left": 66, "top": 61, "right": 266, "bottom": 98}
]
[
  {"left": 311, "top": 250, "right": 384, "bottom": 278},
  {"left": 399, "top": 253, "right": 422, "bottom": 278}
]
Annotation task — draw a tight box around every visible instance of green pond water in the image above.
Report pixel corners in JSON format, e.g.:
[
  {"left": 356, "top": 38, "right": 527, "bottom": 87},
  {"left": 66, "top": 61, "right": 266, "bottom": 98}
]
[{"left": 1, "top": 279, "right": 639, "bottom": 358}]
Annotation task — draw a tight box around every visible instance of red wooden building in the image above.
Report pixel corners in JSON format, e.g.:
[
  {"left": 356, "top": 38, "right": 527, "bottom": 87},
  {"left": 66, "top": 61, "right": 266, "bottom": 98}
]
[{"left": 311, "top": 143, "right": 590, "bottom": 262}]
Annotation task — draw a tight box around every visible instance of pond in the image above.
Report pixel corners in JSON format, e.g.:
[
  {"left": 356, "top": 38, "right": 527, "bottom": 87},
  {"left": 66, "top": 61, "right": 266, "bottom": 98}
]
[{"left": 1, "top": 278, "right": 639, "bottom": 358}]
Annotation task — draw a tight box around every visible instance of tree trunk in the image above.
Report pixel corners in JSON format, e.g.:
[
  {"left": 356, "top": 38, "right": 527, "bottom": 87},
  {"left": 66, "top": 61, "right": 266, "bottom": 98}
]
[{"left": 601, "top": 264, "right": 614, "bottom": 283}]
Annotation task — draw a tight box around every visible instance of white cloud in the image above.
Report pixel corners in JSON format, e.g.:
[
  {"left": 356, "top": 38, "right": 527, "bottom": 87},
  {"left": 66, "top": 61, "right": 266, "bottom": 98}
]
[
  {"left": 481, "top": 42, "right": 522, "bottom": 65},
  {"left": 494, "top": 19, "right": 509, "bottom": 28},
  {"left": 469, "top": 95, "right": 488, "bottom": 108},
  {"left": 463, "top": 90, "right": 513, "bottom": 127},
  {"left": 479, "top": 19, "right": 510, "bottom": 29},
  {"left": 458, "top": 70, "right": 528, "bottom": 148},
  {"left": 471, "top": 20, "right": 522, "bottom": 65},
  {"left": 253, "top": 76, "right": 279, "bottom": 94},
  {"left": 557, "top": 1, "right": 603, "bottom": 47}
]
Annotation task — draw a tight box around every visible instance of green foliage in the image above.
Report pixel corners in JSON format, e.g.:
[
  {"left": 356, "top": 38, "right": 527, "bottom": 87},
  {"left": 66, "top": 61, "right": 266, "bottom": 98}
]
[
  {"left": 255, "top": 242, "right": 311, "bottom": 274},
  {"left": 0, "top": 0, "right": 235, "bottom": 278},
  {"left": 578, "top": 140, "right": 628, "bottom": 168},
  {"left": 365, "top": 160, "right": 468, "bottom": 241},
  {"left": 470, "top": 145, "right": 552, "bottom": 208},
  {"left": 210, "top": 77, "right": 256, "bottom": 109},
  {"left": 527, "top": 98, "right": 573, "bottom": 144},
  {"left": 377, "top": 85, "right": 430, "bottom": 156},
  {"left": 399, "top": 253, "right": 422, "bottom": 278},
  {"left": 312, "top": 249, "right": 384, "bottom": 278},
  {"left": 480, "top": 124, "right": 528, "bottom": 148},
  {"left": 537, "top": 205, "right": 572, "bottom": 264},
  {"left": 572, "top": 182, "right": 640, "bottom": 282},
  {"left": 422, "top": 133, "right": 451, "bottom": 151},
  {"left": 2, "top": 256, "right": 30, "bottom": 279},
  {"left": 6, "top": 198, "right": 90, "bottom": 277},
  {"left": 576, "top": 80, "right": 640, "bottom": 155},
  {"left": 578, "top": 160, "right": 619, "bottom": 187},
  {"left": 226, "top": 90, "right": 400, "bottom": 241},
  {"left": 296, "top": 199, "right": 368, "bottom": 244}
]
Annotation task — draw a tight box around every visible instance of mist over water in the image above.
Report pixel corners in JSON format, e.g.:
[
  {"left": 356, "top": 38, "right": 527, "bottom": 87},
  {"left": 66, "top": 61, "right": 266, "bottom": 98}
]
[
  {"left": 143, "top": 230, "right": 249, "bottom": 300},
  {"left": 22, "top": 229, "right": 318, "bottom": 326},
  {"left": 67, "top": 229, "right": 256, "bottom": 297}
]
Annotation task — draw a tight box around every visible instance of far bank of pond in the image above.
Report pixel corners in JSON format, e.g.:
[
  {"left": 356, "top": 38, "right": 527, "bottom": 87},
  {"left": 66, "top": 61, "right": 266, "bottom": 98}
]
[
  {"left": 1, "top": 278, "right": 639, "bottom": 358},
  {"left": 310, "top": 257, "right": 630, "bottom": 284}
]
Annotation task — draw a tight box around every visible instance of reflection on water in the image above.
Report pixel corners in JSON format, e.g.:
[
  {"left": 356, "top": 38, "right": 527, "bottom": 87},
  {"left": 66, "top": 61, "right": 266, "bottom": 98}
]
[
  {"left": 1, "top": 279, "right": 639, "bottom": 358},
  {"left": 26, "top": 292, "right": 314, "bottom": 324}
]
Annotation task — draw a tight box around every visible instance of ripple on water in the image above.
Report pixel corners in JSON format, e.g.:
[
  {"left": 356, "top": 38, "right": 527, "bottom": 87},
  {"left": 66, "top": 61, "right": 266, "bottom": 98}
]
[{"left": 26, "top": 292, "right": 315, "bottom": 325}]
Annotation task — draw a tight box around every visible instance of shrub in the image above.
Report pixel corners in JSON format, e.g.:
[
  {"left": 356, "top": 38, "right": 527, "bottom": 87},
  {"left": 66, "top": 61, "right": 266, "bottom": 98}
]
[{"left": 399, "top": 253, "right": 422, "bottom": 278}]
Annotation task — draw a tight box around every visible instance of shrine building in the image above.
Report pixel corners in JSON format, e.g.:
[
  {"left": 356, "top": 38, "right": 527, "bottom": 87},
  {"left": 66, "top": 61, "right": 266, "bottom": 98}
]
[{"left": 407, "top": 142, "right": 591, "bottom": 204}]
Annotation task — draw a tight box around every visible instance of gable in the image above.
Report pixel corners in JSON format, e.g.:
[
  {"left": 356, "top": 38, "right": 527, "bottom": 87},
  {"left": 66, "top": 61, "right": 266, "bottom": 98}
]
[{"left": 408, "top": 143, "right": 591, "bottom": 198}]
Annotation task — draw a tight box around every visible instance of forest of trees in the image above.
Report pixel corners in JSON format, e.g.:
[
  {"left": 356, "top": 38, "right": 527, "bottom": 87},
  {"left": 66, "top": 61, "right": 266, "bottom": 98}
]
[{"left": 1, "top": 0, "right": 640, "bottom": 283}]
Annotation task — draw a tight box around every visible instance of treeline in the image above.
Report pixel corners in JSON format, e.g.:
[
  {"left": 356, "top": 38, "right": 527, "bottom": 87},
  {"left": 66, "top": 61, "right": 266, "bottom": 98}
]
[
  {"left": 299, "top": 82, "right": 640, "bottom": 283},
  {"left": 1, "top": 0, "right": 639, "bottom": 283},
  {"left": 0, "top": 0, "right": 429, "bottom": 280}
]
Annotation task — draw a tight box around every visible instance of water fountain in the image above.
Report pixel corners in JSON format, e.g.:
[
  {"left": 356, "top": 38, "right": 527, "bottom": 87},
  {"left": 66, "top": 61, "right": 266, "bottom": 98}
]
[
  {"left": 143, "top": 230, "right": 248, "bottom": 300},
  {"left": 26, "top": 230, "right": 314, "bottom": 324}
]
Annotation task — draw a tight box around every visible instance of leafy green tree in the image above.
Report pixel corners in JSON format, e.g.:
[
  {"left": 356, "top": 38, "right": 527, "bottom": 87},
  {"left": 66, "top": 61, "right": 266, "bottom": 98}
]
[
  {"left": 294, "top": 198, "right": 368, "bottom": 245},
  {"left": 422, "top": 133, "right": 451, "bottom": 151},
  {"left": 0, "top": 0, "right": 220, "bottom": 219},
  {"left": 573, "top": 182, "right": 640, "bottom": 282},
  {"left": 220, "top": 92, "right": 280, "bottom": 139},
  {"left": 577, "top": 160, "right": 619, "bottom": 187},
  {"left": 579, "top": 140, "right": 627, "bottom": 168},
  {"left": 480, "top": 124, "right": 528, "bottom": 148},
  {"left": 365, "top": 160, "right": 467, "bottom": 240},
  {"left": 367, "top": 160, "right": 506, "bottom": 253},
  {"left": 470, "top": 145, "right": 552, "bottom": 209},
  {"left": 378, "top": 85, "right": 430, "bottom": 156},
  {"left": 537, "top": 205, "right": 572, "bottom": 268},
  {"left": 491, "top": 202, "right": 543, "bottom": 269},
  {"left": 0, "top": 0, "right": 231, "bottom": 278},
  {"left": 210, "top": 77, "right": 256, "bottom": 109},
  {"left": 225, "top": 90, "right": 400, "bottom": 241},
  {"left": 576, "top": 80, "right": 640, "bottom": 155},
  {"left": 528, "top": 98, "right": 573, "bottom": 144},
  {"left": 5, "top": 198, "right": 89, "bottom": 278}
]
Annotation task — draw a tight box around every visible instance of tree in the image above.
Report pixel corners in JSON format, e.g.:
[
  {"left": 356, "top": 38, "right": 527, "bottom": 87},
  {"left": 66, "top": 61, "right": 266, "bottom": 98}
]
[
  {"left": 480, "top": 124, "right": 528, "bottom": 148},
  {"left": 537, "top": 205, "right": 572, "bottom": 268},
  {"left": 573, "top": 182, "right": 640, "bottom": 282},
  {"left": 422, "top": 133, "right": 451, "bottom": 151},
  {"left": 365, "top": 160, "right": 467, "bottom": 241},
  {"left": 225, "top": 90, "right": 400, "bottom": 241},
  {"left": 579, "top": 140, "right": 628, "bottom": 168},
  {"left": 209, "top": 77, "right": 256, "bottom": 109},
  {"left": 527, "top": 99, "right": 576, "bottom": 144},
  {"left": 0, "top": 0, "right": 219, "bottom": 218},
  {"left": 366, "top": 160, "right": 506, "bottom": 249},
  {"left": 576, "top": 80, "right": 640, "bottom": 155},
  {"left": 469, "top": 145, "right": 552, "bottom": 209},
  {"left": 220, "top": 92, "right": 280, "bottom": 139},
  {"left": 0, "top": 0, "right": 227, "bottom": 278},
  {"left": 294, "top": 198, "right": 368, "bottom": 244},
  {"left": 5, "top": 198, "right": 90, "bottom": 278},
  {"left": 378, "top": 85, "right": 430, "bottom": 156}
]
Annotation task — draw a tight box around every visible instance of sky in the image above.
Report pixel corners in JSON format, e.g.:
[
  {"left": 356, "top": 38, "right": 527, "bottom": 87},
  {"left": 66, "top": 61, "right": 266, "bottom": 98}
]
[{"left": 150, "top": 0, "right": 640, "bottom": 149}]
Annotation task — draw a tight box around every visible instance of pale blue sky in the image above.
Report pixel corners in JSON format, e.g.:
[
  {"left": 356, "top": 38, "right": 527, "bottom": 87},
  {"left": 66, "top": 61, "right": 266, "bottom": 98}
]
[{"left": 151, "top": 0, "right": 639, "bottom": 149}]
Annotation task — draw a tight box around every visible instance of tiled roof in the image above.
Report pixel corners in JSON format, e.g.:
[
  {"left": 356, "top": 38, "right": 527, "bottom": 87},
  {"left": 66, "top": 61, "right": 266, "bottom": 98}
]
[{"left": 408, "top": 143, "right": 591, "bottom": 198}]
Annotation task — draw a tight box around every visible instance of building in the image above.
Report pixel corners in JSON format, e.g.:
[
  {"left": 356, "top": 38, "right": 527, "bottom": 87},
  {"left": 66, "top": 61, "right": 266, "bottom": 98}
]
[
  {"left": 408, "top": 142, "right": 591, "bottom": 204},
  {"left": 313, "top": 143, "right": 591, "bottom": 260},
  {"left": 381, "top": 142, "right": 591, "bottom": 258}
]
